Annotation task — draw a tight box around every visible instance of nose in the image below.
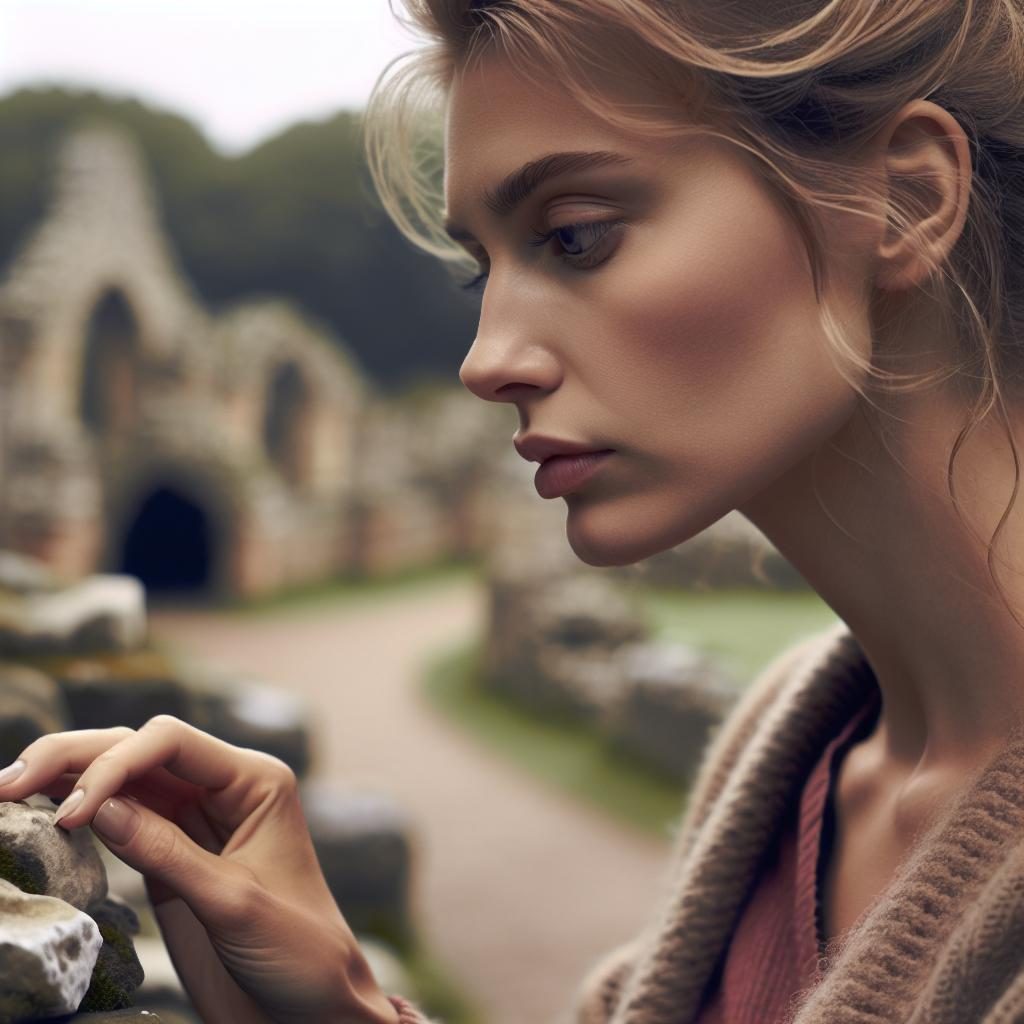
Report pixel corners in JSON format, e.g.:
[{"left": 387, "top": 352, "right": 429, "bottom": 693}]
[{"left": 458, "top": 293, "right": 561, "bottom": 404}]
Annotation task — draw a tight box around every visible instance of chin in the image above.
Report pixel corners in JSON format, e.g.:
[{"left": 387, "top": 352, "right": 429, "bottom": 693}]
[
  {"left": 563, "top": 493, "right": 721, "bottom": 568},
  {"left": 565, "top": 503, "right": 700, "bottom": 569}
]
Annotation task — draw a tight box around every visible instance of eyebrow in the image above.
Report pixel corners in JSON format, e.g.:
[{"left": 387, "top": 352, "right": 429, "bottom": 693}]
[{"left": 443, "top": 149, "right": 635, "bottom": 243}]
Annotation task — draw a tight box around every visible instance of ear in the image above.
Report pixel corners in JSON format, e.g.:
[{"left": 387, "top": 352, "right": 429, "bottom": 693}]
[{"left": 872, "top": 99, "right": 973, "bottom": 293}]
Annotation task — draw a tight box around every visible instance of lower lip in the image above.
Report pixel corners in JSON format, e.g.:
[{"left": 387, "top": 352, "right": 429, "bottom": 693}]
[{"left": 534, "top": 450, "right": 614, "bottom": 498}]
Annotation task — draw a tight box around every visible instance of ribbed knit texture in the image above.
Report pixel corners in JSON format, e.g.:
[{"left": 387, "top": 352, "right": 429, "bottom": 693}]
[
  {"left": 391, "top": 620, "right": 1024, "bottom": 1024},
  {"left": 696, "top": 684, "right": 882, "bottom": 1023}
]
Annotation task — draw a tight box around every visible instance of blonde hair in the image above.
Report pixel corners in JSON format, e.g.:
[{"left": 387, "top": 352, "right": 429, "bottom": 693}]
[{"left": 363, "top": 0, "right": 1024, "bottom": 614}]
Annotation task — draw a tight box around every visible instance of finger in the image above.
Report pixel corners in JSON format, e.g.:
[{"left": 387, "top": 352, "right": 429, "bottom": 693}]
[
  {"left": 38, "top": 770, "right": 201, "bottom": 827},
  {"left": 0, "top": 728, "right": 201, "bottom": 809},
  {"left": 49, "top": 715, "right": 277, "bottom": 831},
  {"left": 0, "top": 728, "right": 135, "bottom": 797}
]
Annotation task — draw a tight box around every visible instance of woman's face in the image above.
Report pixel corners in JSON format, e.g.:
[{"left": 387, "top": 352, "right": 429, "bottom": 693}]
[{"left": 445, "top": 55, "right": 875, "bottom": 566}]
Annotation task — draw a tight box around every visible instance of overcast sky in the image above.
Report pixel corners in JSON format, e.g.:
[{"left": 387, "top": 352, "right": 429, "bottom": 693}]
[{"left": 0, "top": 0, "right": 422, "bottom": 154}]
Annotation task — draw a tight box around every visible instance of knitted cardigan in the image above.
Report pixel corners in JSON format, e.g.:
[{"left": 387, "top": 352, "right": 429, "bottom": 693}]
[{"left": 391, "top": 619, "right": 1024, "bottom": 1024}]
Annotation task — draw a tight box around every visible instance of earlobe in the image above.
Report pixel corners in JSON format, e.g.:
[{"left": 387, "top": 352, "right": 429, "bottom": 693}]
[{"left": 873, "top": 99, "right": 973, "bottom": 294}]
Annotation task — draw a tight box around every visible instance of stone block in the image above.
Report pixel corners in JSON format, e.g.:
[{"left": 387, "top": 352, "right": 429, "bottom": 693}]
[
  {"left": 42, "top": 651, "right": 191, "bottom": 732},
  {"left": 299, "top": 781, "right": 414, "bottom": 951},
  {"left": 0, "top": 800, "right": 107, "bottom": 911},
  {"left": 187, "top": 679, "right": 314, "bottom": 779},
  {"left": 604, "top": 642, "right": 741, "bottom": 783},
  {"left": 0, "top": 878, "right": 103, "bottom": 1022},
  {"left": 483, "top": 570, "right": 650, "bottom": 723},
  {"left": 0, "top": 576, "right": 147, "bottom": 657},
  {"left": 77, "top": 918, "right": 145, "bottom": 1013},
  {"left": 527, "top": 574, "right": 650, "bottom": 651},
  {"left": 526, "top": 645, "right": 633, "bottom": 724},
  {"left": 0, "top": 550, "right": 59, "bottom": 596},
  {"left": 0, "top": 661, "right": 72, "bottom": 764},
  {"left": 88, "top": 896, "right": 141, "bottom": 938}
]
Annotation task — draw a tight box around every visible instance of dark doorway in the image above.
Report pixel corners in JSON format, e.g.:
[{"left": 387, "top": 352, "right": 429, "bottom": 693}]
[{"left": 119, "top": 486, "right": 214, "bottom": 594}]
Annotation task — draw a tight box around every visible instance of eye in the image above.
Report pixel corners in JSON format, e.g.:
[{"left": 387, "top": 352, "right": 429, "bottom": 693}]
[
  {"left": 458, "top": 218, "right": 625, "bottom": 294},
  {"left": 529, "top": 220, "right": 624, "bottom": 261}
]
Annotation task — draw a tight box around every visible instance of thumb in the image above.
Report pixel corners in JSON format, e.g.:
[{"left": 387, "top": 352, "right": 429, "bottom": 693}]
[{"left": 90, "top": 795, "right": 241, "bottom": 918}]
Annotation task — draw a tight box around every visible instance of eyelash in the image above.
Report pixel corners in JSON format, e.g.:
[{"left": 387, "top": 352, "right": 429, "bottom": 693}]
[{"left": 459, "top": 219, "right": 625, "bottom": 294}]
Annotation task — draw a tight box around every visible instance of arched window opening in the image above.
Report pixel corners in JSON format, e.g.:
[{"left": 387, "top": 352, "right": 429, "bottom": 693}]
[
  {"left": 263, "top": 361, "right": 313, "bottom": 488},
  {"left": 80, "top": 289, "right": 139, "bottom": 435}
]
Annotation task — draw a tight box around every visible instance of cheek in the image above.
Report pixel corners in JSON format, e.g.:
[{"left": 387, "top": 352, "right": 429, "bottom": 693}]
[{"left": 598, "top": 176, "right": 859, "bottom": 470}]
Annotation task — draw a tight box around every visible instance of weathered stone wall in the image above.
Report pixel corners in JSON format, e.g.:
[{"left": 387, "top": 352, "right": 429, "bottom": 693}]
[{"left": 0, "top": 123, "right": 512, "bottom": 601}]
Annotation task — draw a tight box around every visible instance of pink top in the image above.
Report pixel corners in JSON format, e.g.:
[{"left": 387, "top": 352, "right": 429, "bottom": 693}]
[{"left": 694, "top": 682, "right": 882, "bottom": 1023}]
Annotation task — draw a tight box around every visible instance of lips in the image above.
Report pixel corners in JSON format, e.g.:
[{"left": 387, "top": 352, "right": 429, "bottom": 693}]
[
  {"left": 513, "top": 434, "right": 614, "bottom": 464},
  {"left": 533, "top": 450, "right": 614, "bottom": 499}
]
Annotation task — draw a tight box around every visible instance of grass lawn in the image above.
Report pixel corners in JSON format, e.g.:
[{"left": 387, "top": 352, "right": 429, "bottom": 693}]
[
  {"left": 638, "top": 585, "right": 840, "bottom": 683},
  {"left": 423, "top": 639, "right": 690, "bottom": 838},
  {"left": 422, "top": 584, "right": 840, "bottom": 839}
]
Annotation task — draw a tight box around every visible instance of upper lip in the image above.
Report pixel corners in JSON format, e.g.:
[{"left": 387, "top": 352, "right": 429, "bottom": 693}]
[{"left": 513, "top": 435, "right": 614, "bottom": 464}]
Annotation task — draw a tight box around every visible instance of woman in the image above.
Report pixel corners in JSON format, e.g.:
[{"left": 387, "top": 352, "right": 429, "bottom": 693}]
[{"left": 3, "top": 0, "right": 1024, "bottom": 1021}]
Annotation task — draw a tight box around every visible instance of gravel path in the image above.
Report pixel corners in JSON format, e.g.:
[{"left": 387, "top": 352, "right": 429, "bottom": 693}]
[{"left": 150, "top": 575, "right": 676, "bottom": 1024}]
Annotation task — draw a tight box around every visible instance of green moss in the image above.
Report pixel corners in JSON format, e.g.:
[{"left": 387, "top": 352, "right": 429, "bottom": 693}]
[
  {"left": 77, "top": 921, "right": 142, "bottom": 1012},
  {"left": 0, "top": 843, "right": 45, "bottom": 895},
  {"left": 78, "top": 966, "right": 132, "bottom": 1012},
  {"left": 98, "top": 919, "right": 138, "bottom": 961}
]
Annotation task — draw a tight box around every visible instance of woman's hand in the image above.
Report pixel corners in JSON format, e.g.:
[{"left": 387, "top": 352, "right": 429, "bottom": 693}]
[{"left": 0, "top": 715, "right": 400, "bottom": 1024}]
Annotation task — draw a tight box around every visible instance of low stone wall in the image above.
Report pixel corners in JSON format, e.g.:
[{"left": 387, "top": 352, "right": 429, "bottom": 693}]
[
  {"left": 0, "top": 552, "right": 420, "bottom": 1023},
  {"left": 482, "top": 557, "right": 744, "bottom": 785}
]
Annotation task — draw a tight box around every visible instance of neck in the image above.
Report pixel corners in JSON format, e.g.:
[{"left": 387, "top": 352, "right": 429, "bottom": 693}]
[{"left": 739, "top": 381, "right": 1024, "bottom": 783}]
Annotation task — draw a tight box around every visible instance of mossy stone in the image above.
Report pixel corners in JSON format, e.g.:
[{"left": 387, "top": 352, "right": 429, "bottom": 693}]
[{"left": 77, "top": 921, "right": 144, "bottom": 1012}]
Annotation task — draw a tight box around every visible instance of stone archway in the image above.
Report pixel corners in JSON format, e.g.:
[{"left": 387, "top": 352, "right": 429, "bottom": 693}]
[
  {"left": 263, "top": 360, "right": 313, "bottom": 488},
  {"left": 80, "top": 288, "right": 139, "bottom": 436},
  {"left": 118, "top": 485, "right": 214, "bottom": 594}
]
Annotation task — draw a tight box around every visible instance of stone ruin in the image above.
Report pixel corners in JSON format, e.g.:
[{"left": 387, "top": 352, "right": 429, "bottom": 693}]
[
  {"left": 0, "top": 121, "right": 511, "bottom": 602},
  {"left": 0, "top": 551, "right": 422, "bottom": 1023}
]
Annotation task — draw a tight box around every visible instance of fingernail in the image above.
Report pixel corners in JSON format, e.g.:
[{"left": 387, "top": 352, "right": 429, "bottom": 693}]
[
  {"left": 0, "top": 760, "right": 26, "bottom": 787},
  {"left": 92, "top": 797, "right": 140, "bottom": 845},
  {"left": 53, "top": 788, "right": 85, "bottom": 825}
]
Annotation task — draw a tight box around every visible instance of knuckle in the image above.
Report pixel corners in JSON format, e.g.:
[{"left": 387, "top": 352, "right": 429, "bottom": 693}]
[
  {"left": 249, "top": 751, "right": 299, "bottom": 792},
  {"left": 138, "top": 822, "right": 182, "bottom": 871},
  {"left": 142, "top": 714, "right": 184, "bottom": 732}
]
